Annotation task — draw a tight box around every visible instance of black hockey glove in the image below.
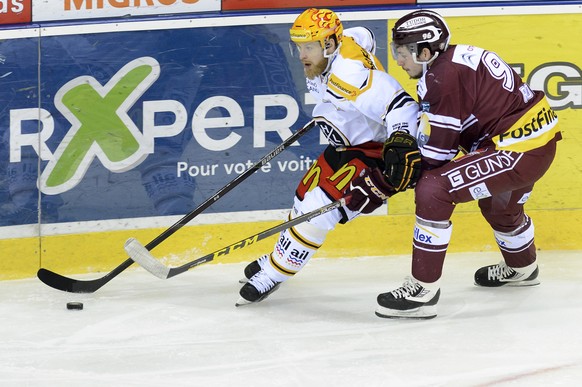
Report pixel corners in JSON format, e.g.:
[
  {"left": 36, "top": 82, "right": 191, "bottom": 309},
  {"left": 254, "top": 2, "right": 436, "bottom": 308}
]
[
  {"left": 382, "top": 131, "right": 421, "bottom": 191},
  {"left": 344, "top": 168, "right": 396, "bottom": 214}
]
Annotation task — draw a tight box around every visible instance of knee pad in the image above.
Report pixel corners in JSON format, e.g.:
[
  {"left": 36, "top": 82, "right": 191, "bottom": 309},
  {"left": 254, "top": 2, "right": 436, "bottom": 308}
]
[{"left": 414, "top": 173, "right": 455, "bottom": 221}]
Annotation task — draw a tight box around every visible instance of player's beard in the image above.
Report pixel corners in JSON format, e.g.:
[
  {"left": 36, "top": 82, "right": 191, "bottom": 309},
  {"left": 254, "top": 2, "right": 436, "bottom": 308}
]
[{"left": 304, "top": 57, "right": 329, "bottom": 79}]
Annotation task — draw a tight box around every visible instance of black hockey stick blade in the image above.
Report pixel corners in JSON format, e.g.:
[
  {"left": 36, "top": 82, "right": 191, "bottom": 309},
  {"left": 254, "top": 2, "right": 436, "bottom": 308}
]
[
  {"left": 125, "top": 198, "right": 347, "bottom": 280},
  {"left": 37, "top": 120, "right": 317, "bottom": 293},
  {"left": 37, "top": 260, "right": 133, "bottom": 293}
]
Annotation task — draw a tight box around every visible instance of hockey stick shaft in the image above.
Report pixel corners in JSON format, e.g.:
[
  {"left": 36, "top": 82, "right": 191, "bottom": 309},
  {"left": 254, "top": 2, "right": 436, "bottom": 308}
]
[
  {"left": 125, "top": 198, "right": 347, "bottom": 279},
  {"left": 37, "top": 120, "right": 317, "bottom": 293}
]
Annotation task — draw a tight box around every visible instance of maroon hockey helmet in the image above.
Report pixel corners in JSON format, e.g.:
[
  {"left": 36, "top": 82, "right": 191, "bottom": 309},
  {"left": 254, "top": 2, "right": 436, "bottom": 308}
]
[{"left": 391, "top": 10, "right": 451, "bottom": 63}]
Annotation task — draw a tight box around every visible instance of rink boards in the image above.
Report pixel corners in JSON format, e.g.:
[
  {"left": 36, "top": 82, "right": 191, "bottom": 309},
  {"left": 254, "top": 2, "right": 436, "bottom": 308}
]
[{"left": 0, "top": 5, "right": 581, "bottom": 279}]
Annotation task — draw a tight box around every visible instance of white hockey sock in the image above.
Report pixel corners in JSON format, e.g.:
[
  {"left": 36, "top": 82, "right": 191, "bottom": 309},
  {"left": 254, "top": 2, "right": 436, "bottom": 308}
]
[
  {"left": 493, "top": 216, "right": 536, "bottom": 268},
  {"left": 263, "top": 215, "right": 327, "bottom": 283},
  {"left": 413, "top": 217, "right": 453, "bottom": 253},
  {"left": 494, "top": 216, "right": 535, "bottom": 255}
]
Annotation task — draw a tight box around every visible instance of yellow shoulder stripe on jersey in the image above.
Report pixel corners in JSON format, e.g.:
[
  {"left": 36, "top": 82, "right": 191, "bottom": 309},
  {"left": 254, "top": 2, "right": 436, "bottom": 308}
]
[
  {"left": 327, "top": 37, "right": 384, "bottom": 101},
  {"left": 340, "top": 36, "right": 385, "bottom": 72},
  {"left": 328, "top": 71, "right": 373, "bottom": 102},
  {"left": 492, "top": 98, "right": 559, "bottom": 152}
]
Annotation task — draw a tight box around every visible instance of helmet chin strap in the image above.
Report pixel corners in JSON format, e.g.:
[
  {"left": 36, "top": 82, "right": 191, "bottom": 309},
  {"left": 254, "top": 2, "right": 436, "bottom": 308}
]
[
  {"left": 412, "top": 51, "right": 440, "bottom": 75},
  {"left": 322, "top": 41, "right": 341, "bottom": 74}
]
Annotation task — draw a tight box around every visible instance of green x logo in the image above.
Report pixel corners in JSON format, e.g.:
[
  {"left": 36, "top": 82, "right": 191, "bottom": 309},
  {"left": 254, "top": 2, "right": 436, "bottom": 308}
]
[{"left": 40, "top": 57, "right": 160, "bottom": 195}]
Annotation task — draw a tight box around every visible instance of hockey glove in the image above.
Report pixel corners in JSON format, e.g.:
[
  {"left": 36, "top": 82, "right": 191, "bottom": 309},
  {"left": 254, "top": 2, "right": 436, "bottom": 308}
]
[
  {"left": 382, "top": 131, "right": 421, "bottom": 191},
  {"left": 344, "top": 168, "right": 395, "bottom": 214}
]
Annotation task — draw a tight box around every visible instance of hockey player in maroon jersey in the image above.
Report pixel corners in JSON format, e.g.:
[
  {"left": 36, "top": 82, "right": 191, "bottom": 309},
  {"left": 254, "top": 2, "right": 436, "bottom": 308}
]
[
  {"left": 236, "top": 8, "right": 421, "bottom": 306},
  {"left": 346, "top": 10, "right": 561, "bottom": 319}
]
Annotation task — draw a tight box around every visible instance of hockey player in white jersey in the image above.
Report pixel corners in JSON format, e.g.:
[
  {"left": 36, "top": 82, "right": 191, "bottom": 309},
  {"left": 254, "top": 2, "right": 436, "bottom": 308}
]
[{"left": 237, "top": 8, "right": 421, "bottom": 306}]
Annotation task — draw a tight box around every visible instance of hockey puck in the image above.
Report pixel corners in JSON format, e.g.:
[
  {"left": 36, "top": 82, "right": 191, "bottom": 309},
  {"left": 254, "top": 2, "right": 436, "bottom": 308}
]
[{"left": 66, "top": 302, "right": 83, "bottom": 310}]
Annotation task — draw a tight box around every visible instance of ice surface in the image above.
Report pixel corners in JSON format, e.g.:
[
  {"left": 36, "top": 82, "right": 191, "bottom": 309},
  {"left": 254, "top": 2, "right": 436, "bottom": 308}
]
[{"left": 1, "top": 251, "right": 581, "bottom": 386}]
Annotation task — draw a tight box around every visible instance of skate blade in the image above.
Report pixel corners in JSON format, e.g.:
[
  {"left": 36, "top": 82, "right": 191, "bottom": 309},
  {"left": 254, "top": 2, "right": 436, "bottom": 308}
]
[
  {"left": 375, "top": 305, "right": 437, "bottom": 320},
  {"left": 504, "top": 278, "right": 541, "bottom": 287},
  {"left": 235, "top": 283, "right": 281, "bottom": 307},
  {"left": 474, "top": 278, "right": 541, "bottom": 287},
  {"left": 235, "top": 297, "right": 253, "bottom": 307}
]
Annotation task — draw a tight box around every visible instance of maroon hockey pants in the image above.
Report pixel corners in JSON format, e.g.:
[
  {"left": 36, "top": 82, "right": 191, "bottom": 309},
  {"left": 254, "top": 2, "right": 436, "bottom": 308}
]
[{"left": 411, "top": 139, "right": 558, "bottom": 283}]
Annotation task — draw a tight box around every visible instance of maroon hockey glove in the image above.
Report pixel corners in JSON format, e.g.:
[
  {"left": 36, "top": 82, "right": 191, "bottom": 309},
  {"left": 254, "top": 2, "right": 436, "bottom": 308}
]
[
  {"left": 383, "top": 131, "right": 421, "bottom": 191},
  {"left": 344, "top": 168, "right": 396, "bottom": 214}
]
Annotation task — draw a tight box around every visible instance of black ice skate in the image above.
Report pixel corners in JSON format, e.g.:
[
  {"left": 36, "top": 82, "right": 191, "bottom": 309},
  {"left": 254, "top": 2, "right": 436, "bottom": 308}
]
[
  {"left": 238, "top": 254, "right": 269, "bottom": 284},
  {"left": 236, "top": 269, "right": 281, "bottom": 307},
  {"left": 474, "top": 261, "right": 540, "bottom": 287},
  {"left": 376, "top": 277, "right": 440, "bottom": 319}
]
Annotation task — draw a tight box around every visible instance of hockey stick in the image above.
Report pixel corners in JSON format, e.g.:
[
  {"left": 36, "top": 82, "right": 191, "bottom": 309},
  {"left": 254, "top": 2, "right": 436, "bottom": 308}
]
[
  {"left": 37, "top": 120, "right": 317, "bottom": 293},
  {"left": 124, "top": 198, "right": 347, "bottom": 279}
]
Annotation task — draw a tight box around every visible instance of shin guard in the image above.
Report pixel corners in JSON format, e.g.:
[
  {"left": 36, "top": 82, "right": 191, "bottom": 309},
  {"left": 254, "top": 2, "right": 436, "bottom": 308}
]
[
  {"left": 411, "top": 217, "right": 453, "bottom": 283},
  {"left": 263, "top": 214, "right": 327, "bottom": 283},
  {"left": 494, "top": 215, "right": 536, "bottom": 268}
]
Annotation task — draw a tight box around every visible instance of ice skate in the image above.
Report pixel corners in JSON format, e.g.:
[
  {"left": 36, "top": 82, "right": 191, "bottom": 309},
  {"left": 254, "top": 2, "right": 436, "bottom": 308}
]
[
  {"left": 238, "top": 254, "right": 269, "bottom": 284},
  {"left": 375, "top": 277, "right": 440, "bottom": 319},
  {"left": 474, "top": 261, "right": 539, "bottom": 287},
  {"left": 236, "top": 269, "right": 281, "bottom": 307}
]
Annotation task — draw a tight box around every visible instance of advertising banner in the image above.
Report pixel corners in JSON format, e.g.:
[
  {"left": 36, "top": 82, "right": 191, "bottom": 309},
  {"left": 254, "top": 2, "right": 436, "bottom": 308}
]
[
  {"left": 0, "top": 32, "right": 39, "bottom": 226},
  {"left": 0, "top": 0, "right": 31, "bottom": 25},
  {"left": 222, "top": 0, "right": 413, "bottom": 11},
  {"left": 418, "top": 0, "right": 546, "bottom": 2},
  {"left": 31, "top": 0, "right": 220, "bottom": 22},
  {"left": 0, "top": 19, "right": 388, "bottom": 227}
]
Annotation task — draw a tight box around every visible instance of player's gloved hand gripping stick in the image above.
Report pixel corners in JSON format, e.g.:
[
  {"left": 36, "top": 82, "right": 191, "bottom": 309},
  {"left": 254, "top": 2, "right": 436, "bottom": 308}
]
[
  {"left": 37, "top": 120, "right": 317, "bottom": 293},
  {"left": 346, "top": 131, "right": 421, "bottom": 214}
]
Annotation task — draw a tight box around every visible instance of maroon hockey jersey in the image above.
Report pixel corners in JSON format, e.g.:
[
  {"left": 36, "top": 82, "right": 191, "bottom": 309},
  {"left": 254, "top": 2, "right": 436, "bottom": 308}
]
[{"left": 416, "top": 44, "right": 560, "bottom": 169}]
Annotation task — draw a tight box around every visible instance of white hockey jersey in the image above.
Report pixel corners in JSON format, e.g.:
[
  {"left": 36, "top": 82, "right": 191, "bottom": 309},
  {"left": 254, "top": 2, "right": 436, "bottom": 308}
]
[{"left": 307, "top": 27, "right": 418, "bottom": 148}]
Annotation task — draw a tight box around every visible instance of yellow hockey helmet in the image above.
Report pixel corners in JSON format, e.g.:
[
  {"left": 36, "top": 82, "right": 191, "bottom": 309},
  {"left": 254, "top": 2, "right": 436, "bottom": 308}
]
[{"left": 289, "top": 8, "right": 343, "bottom": 46}]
